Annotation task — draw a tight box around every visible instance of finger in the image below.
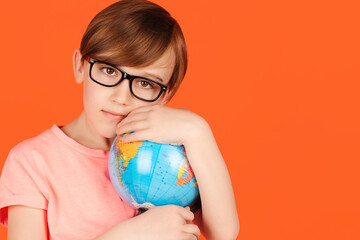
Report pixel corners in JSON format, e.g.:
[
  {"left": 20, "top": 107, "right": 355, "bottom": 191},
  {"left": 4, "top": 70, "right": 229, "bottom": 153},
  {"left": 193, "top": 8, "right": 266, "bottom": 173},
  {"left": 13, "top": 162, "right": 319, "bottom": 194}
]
[
  {"left": 180, "top": 207, "right": 195, "bottom": 223},
  {"left": 183, "top": 224, "right": 201, "bottom": 239},
  {"left": 184, "top": 206, "right": 191, "bottom": 222},
  {"left": 181, "top": 232, "right": 198, "bottom": 240},
  {"left": 129, "top": 104, "right": 158, "bottom": 114},
  {"left": 117, "top": 120, "right": 149, "bottom": 136},
  {"left": 117, "top": 112, "right": 149, "bottom": 128}
]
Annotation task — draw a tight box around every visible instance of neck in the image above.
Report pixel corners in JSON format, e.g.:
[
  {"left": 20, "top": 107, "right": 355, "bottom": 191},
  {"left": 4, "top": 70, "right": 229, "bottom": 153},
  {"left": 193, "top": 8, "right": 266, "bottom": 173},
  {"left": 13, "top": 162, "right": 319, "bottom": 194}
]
[{"left": 62, "top": 111, "right": 115, "bottom": 151}]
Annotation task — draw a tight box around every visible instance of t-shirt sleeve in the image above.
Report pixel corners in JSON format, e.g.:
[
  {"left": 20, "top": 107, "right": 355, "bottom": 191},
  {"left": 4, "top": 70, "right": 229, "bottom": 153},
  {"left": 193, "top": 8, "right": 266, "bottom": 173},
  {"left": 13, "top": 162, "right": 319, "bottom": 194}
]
[{"left": 0, "top": 145, "right": 49, "bottom": 227}]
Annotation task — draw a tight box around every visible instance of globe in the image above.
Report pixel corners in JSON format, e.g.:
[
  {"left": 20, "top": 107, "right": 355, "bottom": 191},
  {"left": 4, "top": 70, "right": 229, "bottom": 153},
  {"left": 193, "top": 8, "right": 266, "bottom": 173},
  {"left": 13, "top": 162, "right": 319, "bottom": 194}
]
[{"left": 108, "top": 135, "right": 200, "bottom": 212}]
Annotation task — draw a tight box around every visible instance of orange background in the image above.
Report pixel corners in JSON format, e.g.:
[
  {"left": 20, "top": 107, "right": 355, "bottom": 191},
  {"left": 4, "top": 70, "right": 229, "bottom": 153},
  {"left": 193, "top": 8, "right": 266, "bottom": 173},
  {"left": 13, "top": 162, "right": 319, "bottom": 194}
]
[{"left": 1, "top": 0, "right": 360, "bottom": 239}]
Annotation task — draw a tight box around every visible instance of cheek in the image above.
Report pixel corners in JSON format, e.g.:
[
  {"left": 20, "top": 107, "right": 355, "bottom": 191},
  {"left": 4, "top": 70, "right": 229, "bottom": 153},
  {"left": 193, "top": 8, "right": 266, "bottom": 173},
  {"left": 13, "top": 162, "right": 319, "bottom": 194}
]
[
  {"left": 135, "top": 101, "right": 152, "bottom": 109},
  {"left": 83, "top": 81, "right": 106, "bottom": 113}
]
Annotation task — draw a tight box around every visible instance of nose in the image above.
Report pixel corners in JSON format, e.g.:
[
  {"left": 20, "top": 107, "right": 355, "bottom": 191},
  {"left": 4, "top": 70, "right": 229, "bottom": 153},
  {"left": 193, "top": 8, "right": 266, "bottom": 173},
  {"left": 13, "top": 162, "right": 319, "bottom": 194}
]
[{"left": 111, "top": 79, "right": 132, "bottom": 105}]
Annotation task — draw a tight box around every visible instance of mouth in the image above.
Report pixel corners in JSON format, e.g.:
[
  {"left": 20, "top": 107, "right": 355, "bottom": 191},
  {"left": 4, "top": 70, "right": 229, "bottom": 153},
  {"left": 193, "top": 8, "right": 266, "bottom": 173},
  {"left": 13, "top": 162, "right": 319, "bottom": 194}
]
[{"left": 102, "top": 110, "right": 126, "bottom": 121}]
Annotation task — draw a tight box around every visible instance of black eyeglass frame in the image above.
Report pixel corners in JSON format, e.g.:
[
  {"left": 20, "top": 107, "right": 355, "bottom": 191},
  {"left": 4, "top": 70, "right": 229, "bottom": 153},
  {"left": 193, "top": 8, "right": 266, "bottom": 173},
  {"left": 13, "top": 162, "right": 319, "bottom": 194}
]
[{"left": 85, "top": 56, "right": 168, "bottom": 102}]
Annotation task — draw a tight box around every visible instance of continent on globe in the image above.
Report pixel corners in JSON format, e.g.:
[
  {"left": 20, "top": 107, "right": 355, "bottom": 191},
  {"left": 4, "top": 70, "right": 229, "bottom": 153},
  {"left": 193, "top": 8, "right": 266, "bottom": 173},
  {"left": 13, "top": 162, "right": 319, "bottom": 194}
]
[
  {"left": 114, "top": 136, "right": 143, "bottom": 188},
  {"left": 176, "top": 149, "right": 195, "bottom": 186},
  {"left": 130, "top": 195, "right": 155, "bottom": 210},
  {"left": 116, "top": 137, "right": 143, "bottom": 169}
]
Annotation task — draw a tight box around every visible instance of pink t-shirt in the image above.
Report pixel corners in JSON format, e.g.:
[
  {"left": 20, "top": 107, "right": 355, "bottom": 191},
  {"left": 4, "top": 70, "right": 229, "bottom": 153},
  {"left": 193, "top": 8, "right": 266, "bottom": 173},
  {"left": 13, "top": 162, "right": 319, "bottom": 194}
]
[{"left": 0, "top": 125, "right": 137, "bottom": 239}]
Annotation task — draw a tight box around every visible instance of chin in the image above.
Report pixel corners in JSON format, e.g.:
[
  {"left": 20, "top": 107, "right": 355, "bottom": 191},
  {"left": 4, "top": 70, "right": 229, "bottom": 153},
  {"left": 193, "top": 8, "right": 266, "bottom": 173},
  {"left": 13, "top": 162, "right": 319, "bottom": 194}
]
[
  {"left": 103, "top": 130, "right": 117, "bottom": 139},
  {"left": 96, "top": 124, "right": 117, "bottom": 139}
]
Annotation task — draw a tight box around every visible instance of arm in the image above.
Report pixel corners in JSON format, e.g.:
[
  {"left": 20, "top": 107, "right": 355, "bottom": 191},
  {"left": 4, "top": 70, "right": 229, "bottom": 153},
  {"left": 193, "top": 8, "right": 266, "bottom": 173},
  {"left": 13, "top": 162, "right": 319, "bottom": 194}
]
[
  {"left": 117, "top": 106, "right": 240, "bottom": 240},
  {"left": 7, "top": 205, "right": 48, "bottom": 240},
  {"left": 8, "top": 205, "right": 199, "bottom": 240},
  {"left": 184, "top": 118, "right": 239, "bottom": 240}
]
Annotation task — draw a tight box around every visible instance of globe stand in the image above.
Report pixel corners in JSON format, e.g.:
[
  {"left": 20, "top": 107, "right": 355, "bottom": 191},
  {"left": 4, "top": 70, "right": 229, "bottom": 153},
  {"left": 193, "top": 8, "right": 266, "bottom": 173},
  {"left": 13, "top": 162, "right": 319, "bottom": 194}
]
[
  {"left": 136, "top": 208, "right": 148, "bottom": 216},
  {"left": 136, "top": 198, "right": 201, "bottom": 216},
  {"left": 189, "top": 197, "right": 202, "bottom": 213}
]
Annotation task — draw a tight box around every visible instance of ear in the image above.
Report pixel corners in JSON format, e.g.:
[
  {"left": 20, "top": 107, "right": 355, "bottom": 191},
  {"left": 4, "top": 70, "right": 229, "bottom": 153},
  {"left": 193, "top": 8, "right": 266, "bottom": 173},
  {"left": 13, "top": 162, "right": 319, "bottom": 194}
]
[{"left": 73, "top": 48, "right": 86, "bottom": 84}]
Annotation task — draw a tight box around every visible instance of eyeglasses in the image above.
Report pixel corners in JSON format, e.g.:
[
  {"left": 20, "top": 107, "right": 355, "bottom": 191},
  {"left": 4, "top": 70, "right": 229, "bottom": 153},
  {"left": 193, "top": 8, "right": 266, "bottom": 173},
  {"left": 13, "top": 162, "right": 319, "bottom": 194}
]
[{"left": 85, "top": 56, "right": 168, "bottom": 102}]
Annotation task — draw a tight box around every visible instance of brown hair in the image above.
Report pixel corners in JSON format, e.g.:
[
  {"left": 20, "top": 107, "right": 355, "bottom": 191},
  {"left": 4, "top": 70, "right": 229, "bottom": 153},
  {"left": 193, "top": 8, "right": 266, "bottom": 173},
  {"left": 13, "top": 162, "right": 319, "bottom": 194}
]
[{"left": 80, "top": 0, "right": 187, "bottom": 100}]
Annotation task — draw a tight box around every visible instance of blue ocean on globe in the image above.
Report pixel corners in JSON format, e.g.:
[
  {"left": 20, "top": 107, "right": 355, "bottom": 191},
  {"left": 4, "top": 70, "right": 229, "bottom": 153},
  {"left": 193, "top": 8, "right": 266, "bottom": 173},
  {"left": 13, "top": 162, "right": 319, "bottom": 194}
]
[{"left": 108, "top": 135, "right": 199, "bottom": 210}]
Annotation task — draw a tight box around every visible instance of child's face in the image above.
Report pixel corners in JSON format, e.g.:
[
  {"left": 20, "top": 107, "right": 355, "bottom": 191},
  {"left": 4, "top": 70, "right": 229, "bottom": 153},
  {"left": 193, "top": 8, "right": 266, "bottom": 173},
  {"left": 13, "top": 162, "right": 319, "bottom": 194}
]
[{"left": 75, "top": 48, "right": 175, "bottom": 139}]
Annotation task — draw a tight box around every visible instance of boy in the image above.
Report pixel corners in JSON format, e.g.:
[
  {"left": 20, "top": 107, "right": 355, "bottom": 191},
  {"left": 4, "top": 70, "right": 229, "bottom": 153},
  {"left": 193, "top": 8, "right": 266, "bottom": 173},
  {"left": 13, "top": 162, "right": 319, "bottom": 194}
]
[{"left": 0, "top": 1, "right": 239, "bottom": 239}]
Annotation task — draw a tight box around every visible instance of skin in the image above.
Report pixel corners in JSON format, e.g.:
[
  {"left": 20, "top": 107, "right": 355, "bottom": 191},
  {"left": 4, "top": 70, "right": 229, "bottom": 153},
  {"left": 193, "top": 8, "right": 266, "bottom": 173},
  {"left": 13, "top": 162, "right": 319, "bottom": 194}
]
[{"left": 7, "top": 47, "right": 239, "bottom": 240}]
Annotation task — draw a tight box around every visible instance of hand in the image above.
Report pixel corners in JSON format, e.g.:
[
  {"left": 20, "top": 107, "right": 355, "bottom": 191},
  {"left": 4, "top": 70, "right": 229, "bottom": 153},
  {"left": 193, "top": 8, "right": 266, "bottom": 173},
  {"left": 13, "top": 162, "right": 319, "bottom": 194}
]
[
  {"left": 116, "top": 105, "right": 208, "bottom": 146},
  {"left": 95, "top": 205, "right": 200, "bottom": 240},
  {"left": 132, "top": 205, "right": 200, "bottom": 240}
]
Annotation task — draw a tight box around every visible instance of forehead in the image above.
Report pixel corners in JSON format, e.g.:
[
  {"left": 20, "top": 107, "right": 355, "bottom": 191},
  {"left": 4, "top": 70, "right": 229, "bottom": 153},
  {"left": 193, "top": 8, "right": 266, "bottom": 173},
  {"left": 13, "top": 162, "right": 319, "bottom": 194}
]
[
  {"left": 97, "top": 45, "right": 175, "bottom": 66},
  {"left": 100, "top": 48, "right": 176, "bottom": 84}
]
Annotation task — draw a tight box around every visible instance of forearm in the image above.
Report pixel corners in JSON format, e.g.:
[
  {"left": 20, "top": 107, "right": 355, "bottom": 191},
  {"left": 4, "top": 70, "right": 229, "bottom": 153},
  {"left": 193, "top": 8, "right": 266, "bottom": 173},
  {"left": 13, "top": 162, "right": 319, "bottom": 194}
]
[
  {"left": 94, "top": 217, "right": 136, "bottom": 240},
  {"left": 184, "top": 120, "right": 239, "bottom": 240},
  {"left": 94, "top": 205, "right": 200, "bottom": 240}
]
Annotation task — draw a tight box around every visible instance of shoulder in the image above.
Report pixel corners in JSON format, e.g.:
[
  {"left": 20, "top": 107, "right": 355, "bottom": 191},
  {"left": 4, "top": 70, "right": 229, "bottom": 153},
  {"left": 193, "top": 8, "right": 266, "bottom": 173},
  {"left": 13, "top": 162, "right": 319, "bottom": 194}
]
[
  {"left": 5, "top": 125, "right": 62, "bottom": 170},
  {"left": 1, "top": 126, "right": 64, "bottom": 191},
  {"left": 9, "top": 126, "right": 57, "bottom": 157}
]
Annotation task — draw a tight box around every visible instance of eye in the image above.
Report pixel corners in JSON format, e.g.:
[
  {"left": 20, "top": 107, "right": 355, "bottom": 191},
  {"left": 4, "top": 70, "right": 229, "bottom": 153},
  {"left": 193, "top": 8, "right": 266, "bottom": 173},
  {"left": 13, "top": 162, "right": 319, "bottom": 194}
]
[
  {"left": 139, "top": 80, "right": 153, "bottom": 88},
  {"left": 140, "top": 81, "right": 149, "bottom": 87},
  {"left": 105, "top": 67, "right": 115, "bottom": 75},
  {"left": 102, "top": 67, "right": 116, "bottom": 76}
]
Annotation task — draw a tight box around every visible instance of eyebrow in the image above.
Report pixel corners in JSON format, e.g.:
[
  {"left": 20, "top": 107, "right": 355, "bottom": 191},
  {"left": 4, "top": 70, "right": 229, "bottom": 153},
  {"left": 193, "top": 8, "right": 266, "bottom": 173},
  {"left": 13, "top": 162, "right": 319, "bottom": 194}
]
[{"left": 141, "top": 71, "right": 164, "bottom": 83}]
